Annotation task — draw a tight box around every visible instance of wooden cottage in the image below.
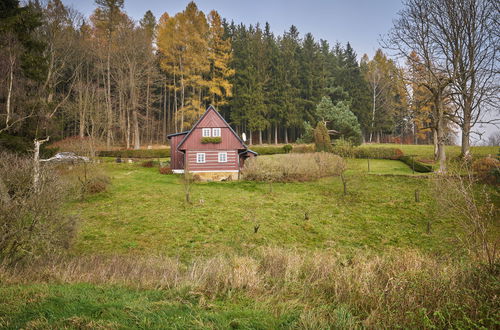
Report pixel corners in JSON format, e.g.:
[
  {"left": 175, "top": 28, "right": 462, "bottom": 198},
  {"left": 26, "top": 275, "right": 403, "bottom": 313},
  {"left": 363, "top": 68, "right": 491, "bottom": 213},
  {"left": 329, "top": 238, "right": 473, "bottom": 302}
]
[{"left": 167, "top": 106, "right": 257, "bottom": 181}]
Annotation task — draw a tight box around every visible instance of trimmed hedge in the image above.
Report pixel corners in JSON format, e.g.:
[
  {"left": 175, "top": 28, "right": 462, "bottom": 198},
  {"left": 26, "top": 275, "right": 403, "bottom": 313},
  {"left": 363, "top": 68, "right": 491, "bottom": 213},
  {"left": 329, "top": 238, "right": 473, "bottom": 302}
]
[
  {"left": 354, "top": 147, "right": 404, "bottom": 160},
  {"left": 400, "top": 156, "right": 435, "bottom": 173},
  {"left": 250, "top": 145, "right": 288, "bottom": 155},
  {"left": 98, "top": 148, "right": 170, "bottom": 158}
]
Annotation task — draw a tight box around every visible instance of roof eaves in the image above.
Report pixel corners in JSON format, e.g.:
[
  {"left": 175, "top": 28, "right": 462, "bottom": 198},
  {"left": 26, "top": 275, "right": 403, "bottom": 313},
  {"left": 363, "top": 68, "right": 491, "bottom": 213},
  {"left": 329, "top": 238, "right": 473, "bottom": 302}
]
[{"left": 167, "top": 131, "right": 189, "bottom": 138}]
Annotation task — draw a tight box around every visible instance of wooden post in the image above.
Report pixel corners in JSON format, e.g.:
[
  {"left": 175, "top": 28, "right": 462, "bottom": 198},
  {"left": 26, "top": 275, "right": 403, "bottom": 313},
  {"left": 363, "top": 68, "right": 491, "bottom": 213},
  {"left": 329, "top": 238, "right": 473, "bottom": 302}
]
[
  {"left": 341, "top": 173, "right": 347, "bottom": 195},
  {"left": 415, "top": 189, "right": 420, "bottom": 202}
]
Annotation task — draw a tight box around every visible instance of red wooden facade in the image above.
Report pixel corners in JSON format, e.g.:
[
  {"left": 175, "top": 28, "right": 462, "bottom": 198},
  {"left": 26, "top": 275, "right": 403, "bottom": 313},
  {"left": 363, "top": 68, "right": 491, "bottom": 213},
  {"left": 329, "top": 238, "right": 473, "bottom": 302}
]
[{"left": 167, "top": 106, "right": 256, "bottom": 178}]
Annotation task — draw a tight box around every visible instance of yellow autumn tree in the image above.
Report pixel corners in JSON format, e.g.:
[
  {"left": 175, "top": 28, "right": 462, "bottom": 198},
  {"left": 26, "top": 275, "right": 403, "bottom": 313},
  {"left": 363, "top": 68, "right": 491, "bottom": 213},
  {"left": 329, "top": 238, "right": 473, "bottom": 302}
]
[
  {"left": 157, "top": 2, "right": 208, "bottom": 130},
  {"left": 407, "top": 51, "right": 434, "bottom": 143},
  {"left": 206, "top": 10, "right": 234, "bottom": 107}
]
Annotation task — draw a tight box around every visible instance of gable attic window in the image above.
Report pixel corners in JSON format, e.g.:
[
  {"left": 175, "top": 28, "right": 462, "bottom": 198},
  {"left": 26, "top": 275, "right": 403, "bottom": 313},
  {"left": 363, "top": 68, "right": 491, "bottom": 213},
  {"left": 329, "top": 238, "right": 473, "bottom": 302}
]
[
  {"left": 196, "top": 153, "right": 206, "bottom": 163},
  {"left": 212, "top": 128, "right": 221, "bottom": 137},
  {"left": 202, "top": 128, "right": 211, "bottom": 137}
]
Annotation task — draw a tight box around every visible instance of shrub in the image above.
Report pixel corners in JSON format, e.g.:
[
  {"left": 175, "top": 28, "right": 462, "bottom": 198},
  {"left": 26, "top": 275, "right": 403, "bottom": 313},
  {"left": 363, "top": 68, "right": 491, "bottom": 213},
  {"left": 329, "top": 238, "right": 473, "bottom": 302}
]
[
  {"left": 141, "top": 160, "right": 154, "bottom": 168},
  {"left": 472, "top": 157, "right": 499, "bottom": 184},
  {"left": 400, "top": 156, "right": 434, "bottom": 173},
  {"left": 84, "top": 175, "right": 111, "bottom": 194},
  {"left": 291, "top": 144, "right": 315, "bottom": 154},
  {"left": 283, "top": 144, "right": 293, "bottom": 153},
  {"left": 98, "top": 148, "right": 170, "bottom": 158},
  {"left": 331, "top": 138, "right": 356, "bottom": 158},
  {"left": 314, "top": 122, "right": 332, "bottom": 152},
  {"left": 242, "top": 152, "right": 346, "bottom": 182},
  {"left": 159, "top": 167, "right": 173, "bottom": 175},
  {"left": 0, "top": 152, "right": 77, "bottom": 263}
]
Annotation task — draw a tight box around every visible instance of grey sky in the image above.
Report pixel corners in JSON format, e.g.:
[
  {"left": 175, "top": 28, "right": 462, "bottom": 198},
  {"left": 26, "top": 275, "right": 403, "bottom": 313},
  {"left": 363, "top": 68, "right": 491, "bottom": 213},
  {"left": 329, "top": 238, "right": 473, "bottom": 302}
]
[{"left": 65, "top": 0, "right": 403, "bottom": 59}]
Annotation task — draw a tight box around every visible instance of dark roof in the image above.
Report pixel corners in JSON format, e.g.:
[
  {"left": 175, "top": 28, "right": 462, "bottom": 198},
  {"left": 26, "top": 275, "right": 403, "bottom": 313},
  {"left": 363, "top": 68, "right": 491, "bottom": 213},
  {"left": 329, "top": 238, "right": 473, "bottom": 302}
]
[
  {"left": 245, "top": 149, "right": 258, "bottom": 155},
  {"left": 167, "top": 131, "right": 189, "bottom": 138},
  {"left": 177, "top": 105, "right": 248, "bottom": 151}
]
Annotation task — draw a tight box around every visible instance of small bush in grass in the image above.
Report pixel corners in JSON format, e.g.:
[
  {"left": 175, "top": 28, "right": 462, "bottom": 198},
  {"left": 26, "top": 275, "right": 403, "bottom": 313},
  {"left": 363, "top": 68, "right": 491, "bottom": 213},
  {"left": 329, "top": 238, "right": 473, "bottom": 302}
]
[
  {"left": 291, "top": 144, "right": 315, "bottom": 153},
  {"left": 472, "top": 157, "right": 499, "bottom": 183},
  {"left": 159, "top": 167, "right": 173, "bottom": 175},
  {"left": 331, "top": 138, "right": 356, "bottom": 158},
  {"left": 141, "top": 160, "right": 154, "bottom": 168},
  {"left": 242, "top": 153, "right": 346, "bottom": 182},
  {"left": 283, "top": 144, "right": 293, "bottom": 153},
  {"left": 84, "top": 175, "right": 111, "bottom": 194}
]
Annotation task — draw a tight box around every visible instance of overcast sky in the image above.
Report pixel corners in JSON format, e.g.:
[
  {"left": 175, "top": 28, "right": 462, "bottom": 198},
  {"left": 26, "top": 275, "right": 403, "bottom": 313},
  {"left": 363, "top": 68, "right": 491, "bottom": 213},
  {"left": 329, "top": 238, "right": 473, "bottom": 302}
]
[
  {"left": 64, "top": 0, "right": 498, "bottom": 144},
  {"left": 65, "top": 0, "right": 403, "bottom": 59}
]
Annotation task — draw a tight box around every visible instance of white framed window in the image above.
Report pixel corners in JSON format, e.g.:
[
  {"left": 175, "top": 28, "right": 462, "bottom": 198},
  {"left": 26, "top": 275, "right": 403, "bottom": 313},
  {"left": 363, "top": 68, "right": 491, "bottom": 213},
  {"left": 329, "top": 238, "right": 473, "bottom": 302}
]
[
  {"left": 218, "top": 152, "right": 227, "bottom": 163},
  {"left": 196, "top": 153, "right": 206, "bottom": 163},
  {"left": 212, "top": 128, "right": 221, "bottom": 137},
  {"left": 202, "top": 128, "right": 211, "bottom": 137}
]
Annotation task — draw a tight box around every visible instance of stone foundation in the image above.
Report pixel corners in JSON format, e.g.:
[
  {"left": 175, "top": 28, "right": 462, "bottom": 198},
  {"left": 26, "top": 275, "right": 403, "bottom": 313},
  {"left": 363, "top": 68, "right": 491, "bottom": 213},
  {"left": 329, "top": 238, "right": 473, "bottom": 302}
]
[{"left": 191, "top": 171, "right": 239, "bottom": 182}]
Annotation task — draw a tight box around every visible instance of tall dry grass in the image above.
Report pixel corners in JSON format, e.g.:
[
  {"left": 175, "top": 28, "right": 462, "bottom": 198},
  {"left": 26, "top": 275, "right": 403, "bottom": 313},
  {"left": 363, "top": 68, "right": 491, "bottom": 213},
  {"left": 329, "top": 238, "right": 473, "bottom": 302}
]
[
  {"left": 1, "top": 248, "right": 497, "bottom": 328},
  {"left": 242, "top": 152, "right": 346, "bottom": 182}
]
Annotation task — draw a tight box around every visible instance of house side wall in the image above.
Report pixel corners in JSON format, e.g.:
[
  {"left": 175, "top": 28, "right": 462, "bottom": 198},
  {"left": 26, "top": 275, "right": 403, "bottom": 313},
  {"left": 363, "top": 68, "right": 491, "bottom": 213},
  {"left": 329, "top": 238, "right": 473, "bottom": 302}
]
[
  {"left": 169, "top": 134, "right": 186, "bottom": 170},
  {"left": 185, "top": 150, "right": 239, "bottom": 172}
]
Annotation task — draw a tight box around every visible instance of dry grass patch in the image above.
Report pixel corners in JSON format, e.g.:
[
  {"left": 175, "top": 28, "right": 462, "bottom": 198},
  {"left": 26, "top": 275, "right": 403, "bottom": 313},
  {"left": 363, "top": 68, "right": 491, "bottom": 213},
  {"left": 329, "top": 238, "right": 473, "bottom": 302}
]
[
  {"left": 1, "top": 248, "right": 497, "bottom": 328},
  {"left": 242, "top": 152, "right": 346, "bottom": 182}
]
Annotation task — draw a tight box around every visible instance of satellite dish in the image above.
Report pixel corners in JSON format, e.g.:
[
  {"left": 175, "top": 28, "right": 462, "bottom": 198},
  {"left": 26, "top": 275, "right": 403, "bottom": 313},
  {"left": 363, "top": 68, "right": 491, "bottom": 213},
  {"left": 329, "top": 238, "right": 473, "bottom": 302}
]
[{"left": 242, "top": 132, "right": 247, "bottom": 142}]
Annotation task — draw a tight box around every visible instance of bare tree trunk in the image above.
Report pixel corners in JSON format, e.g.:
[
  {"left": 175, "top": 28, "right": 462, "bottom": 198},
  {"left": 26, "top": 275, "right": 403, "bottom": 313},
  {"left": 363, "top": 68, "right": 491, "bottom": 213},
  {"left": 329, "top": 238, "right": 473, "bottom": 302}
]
[
  {"left": 5, "top": 55, "right": 14, "bottom": 128},
  {"left": 258, "top": 130, "right": 262, "bottom": 144},
  {"left": 106, "top": 51, "right": 113, "bottom": 147},
  {"left": 370, "top": 85, "right": 376, "bottom": 142},
  {"left": 461, "top": 111, "right": 471, "bottom": 158},
  {"left": 173, "top": 72, "right": 178, "bottom": 132},
  {"left": 433, "top": 128, "right": 438, "bottom": 161},
  {"left": 145, "top": 74, "right": 150, "bottom": 145},
  {"left": 33, "top": 137, "right": 49, "bottom": 191},
  {"left": 130, "top": 64, "right": 140, "bottom": 150},
  {"left": 284, "top": 127, "right": 289, "bottom": 144},
  {"left": 274, "top": 124, "right": 278, "bottom": 145},
  {"left": 435, "top": 94, "right": 446, "bottom": 172},
  {"left": 163, "top": 82, "right": 167, "bottom": 141},
  {"left": 249, "top": 129, "right": 253, "bottom": 145}
]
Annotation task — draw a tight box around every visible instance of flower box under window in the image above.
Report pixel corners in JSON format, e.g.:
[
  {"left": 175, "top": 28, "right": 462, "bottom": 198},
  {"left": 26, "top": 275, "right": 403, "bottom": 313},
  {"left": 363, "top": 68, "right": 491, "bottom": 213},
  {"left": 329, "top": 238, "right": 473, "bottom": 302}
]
[{"left": 201, "top": 137, "right": 222, "bottom": 144}]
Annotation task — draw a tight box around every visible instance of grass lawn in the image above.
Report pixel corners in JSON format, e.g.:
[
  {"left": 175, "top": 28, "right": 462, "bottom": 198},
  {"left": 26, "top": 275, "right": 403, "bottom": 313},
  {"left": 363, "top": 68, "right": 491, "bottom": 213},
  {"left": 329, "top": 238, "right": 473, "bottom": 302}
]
[
  {"left": 69, "top": 158, "right": 455, "bottom": 259},
  {"left": 0, "top": 284, "right": 292, "bottom": 329},
  {"left": 2, "top": 155, "right": 498, "bottom": 329}
]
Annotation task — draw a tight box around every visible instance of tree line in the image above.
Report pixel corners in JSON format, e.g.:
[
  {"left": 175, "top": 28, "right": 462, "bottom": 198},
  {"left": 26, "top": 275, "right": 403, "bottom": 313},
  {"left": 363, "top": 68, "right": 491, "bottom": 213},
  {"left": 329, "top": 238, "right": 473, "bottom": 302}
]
[{"left": 0, "top": 0, "right": 497, "bottom": 161}]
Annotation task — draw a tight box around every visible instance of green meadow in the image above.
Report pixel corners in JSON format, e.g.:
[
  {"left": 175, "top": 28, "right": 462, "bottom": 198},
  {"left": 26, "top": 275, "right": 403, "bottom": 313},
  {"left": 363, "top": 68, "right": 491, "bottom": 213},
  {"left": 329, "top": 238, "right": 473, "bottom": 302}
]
[{"left": 1, "top": 151, "right": 498, "bottom": 329}]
